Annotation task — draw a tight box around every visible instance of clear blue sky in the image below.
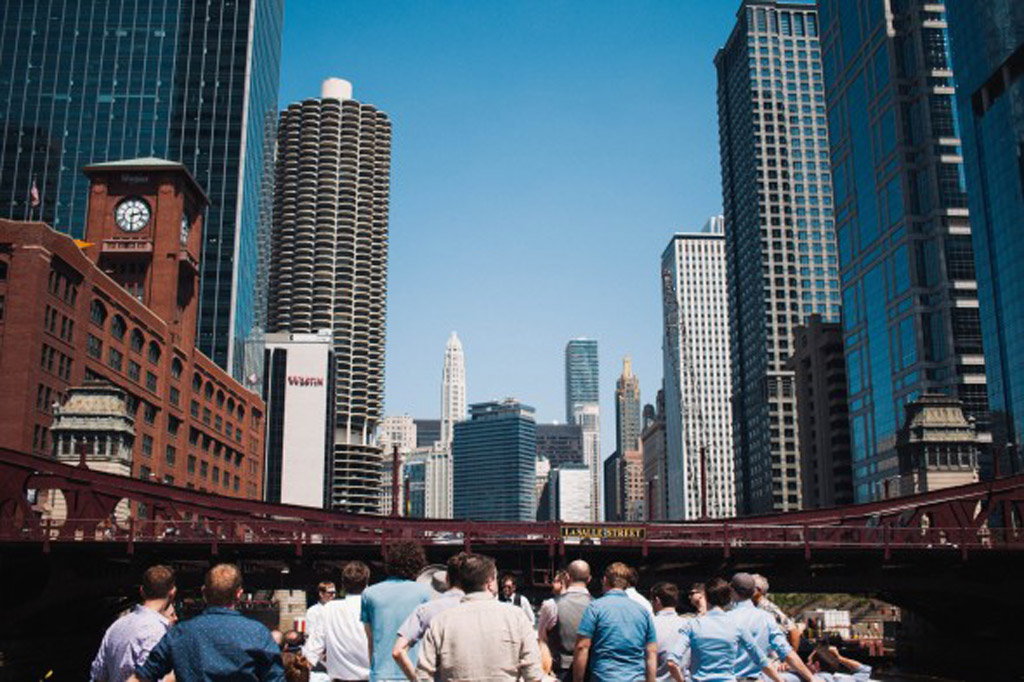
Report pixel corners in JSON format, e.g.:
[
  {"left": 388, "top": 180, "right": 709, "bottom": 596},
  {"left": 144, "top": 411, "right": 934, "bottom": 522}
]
[{"left": 280, "top": 1, "right": 738, "bottom": 454}]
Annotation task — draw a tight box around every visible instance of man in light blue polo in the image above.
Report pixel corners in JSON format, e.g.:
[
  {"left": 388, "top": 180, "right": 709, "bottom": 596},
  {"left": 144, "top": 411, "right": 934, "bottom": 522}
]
[
  {"left": 728, "top": 573, "right": 821, "bottom": 682},
  {"left": 572, "top": 562, "right": 657, "bottom": 682}
]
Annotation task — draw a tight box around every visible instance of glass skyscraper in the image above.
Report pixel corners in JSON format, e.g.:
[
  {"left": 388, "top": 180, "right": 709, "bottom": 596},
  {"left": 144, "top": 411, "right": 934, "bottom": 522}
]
[
  {"left": 453, "top": 399, "right": 537, "bottom": 521},
  {"left": 818, "top": 0, "right": 989, "bottom": 501},
  {"left": 0, "top": 0, "right": 284, "bottom": 378},
  {"left": 565, "top": 338, "right": 601, "bottom": 520},
  {"left": 946, "top": 1, "right": 1024, "bottom": 472},
  {"left": 716, "top": 1, "right": 841, "bottom": 514}
]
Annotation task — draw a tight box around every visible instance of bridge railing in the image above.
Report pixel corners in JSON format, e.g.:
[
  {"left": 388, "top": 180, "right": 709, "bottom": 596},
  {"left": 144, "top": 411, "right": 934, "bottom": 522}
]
[{"left": 4, "top": 516, "right": 1023, "bottom": 553}]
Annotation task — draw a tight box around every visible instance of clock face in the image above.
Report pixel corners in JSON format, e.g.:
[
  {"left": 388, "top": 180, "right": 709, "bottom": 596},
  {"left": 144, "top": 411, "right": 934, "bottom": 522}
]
[
  {"left": 180, "top": 212, "right": 191, "bottom": 246},
  {"left": 114, "top": 197, "right": 151, "bottom": 233}
]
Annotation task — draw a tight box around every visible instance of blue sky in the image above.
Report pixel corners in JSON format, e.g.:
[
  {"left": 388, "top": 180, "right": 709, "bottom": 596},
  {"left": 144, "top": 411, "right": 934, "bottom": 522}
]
[{"left": 280, "top": 1, "right": 738, "bottom": 453}]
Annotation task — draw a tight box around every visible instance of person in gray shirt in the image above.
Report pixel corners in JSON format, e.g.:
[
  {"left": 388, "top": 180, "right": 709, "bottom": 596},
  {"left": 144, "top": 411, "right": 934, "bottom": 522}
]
[{"left": 540, "top": 560, "right": 593, "bottom": 682}]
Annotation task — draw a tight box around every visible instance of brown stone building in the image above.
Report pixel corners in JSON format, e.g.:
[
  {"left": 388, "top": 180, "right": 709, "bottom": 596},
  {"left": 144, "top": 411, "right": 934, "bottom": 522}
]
[
  {"left": 0, "top": 158, "right": 265, "bottom": 499},
  {"left": 788, "top": 315, "right": 853, "bottom": 509}
]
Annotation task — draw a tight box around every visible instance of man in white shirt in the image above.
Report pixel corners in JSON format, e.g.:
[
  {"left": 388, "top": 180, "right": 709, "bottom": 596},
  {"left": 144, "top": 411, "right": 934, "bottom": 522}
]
[
  {"left": 305, "top": 563, "right": 371, "bottom": 681},
  {"left": 649, "top": 582, "right": 687, "bottom": 682},
  {"left": 91, "top": 565, "right": 176, "bottom": 682},
  {"left": 305, "top": 580, "right": 336, "bottom": 642},
  {"left": 625, "top": 566, "right": 654, "bottom": 616}
]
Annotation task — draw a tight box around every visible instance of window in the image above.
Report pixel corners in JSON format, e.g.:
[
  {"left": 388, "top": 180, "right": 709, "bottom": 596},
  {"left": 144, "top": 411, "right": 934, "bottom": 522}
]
[
  {"left": 111, "top": 315, "right": 126, "bottom": 340},
  {"left": 141, "top": 434, "right": 153, "bottom": 457},
  {"left": 169, "top": 386, "right": 180, "bottom": 406},
  {"left": 89, "top": 300, "right": 107, "bottom": 327},
  {"left": 168, "top": 415, "right": 181, "bottom": 437},
  {"left": 128, "top": 361, "right": 141, "bottom": 382},
  {"left": 164, "top": 475, "right": 175, "bottom": 485},
  {"left": 0, "top": 295, "right": 5, "bottom": 322},
  {"left": 108, "top": 348, "right": 123, "bottom": 371},
  {"left": 86, "top": 334, "right": 102, "bottom": 359},
  {"left": 200, "top": 461, "right": 208, "bottom": 478},
  {"left": 0, "top": 260, "right": 6, "bottom": 281},
  {"left": 146, "top": 371, "right": 158, "bottom": 393},
  {"left": 204, "top": 383, "right": 213, "bottom": 400},
  {"left": 140, "top": 465, "right": 151, "bottom": 480},
  {"left": 147, "top": 342, "right": 161, "bottom": 364},
  {"left": 171, "top": 358, "right": 183, "bottom": 379},
  {"left": 192, "top": 373, "right": 202, "bottom": 391},
  {"left": 144, "top": 403, "right": 157, "bottom": 425},
  {"left": 165, "top": 445, "right": 176, "bottom": 466},
  {"left": 190, "top": 400, "right": 200, "bottom": 418},
  {"left": 216, "top": 390, "right": 225, "bottom": 408},
  {"left": 187, "top": 455, "right": 196, "bottom": 474}
]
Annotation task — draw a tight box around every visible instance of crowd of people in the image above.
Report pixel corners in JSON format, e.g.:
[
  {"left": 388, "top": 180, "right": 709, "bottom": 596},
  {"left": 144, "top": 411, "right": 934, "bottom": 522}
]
[{"left": 89, "top": 542, "right": 876, "bottom": 682}]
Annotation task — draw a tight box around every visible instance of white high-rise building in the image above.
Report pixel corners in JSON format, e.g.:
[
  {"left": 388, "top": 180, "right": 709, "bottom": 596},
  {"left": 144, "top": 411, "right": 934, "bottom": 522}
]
[
  {"left": 661, "top": 218, "right": 735, "bottom": 519},
  {"left": 548, "top": 465, "right": 593, "bottom": 522},
  {"left": 440, "top": 332, "right": 466, "bottom": 450}
]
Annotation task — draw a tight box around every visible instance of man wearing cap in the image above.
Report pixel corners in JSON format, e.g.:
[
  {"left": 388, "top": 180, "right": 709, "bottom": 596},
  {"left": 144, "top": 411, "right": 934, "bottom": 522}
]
[
  {"left": 752, "top": 574, "right": 800, "bottom": 650},
  {"left": 392, "top": 553, "right": 468, "bottom": 681},
  {"left": 729, "top": 573, "right": 821, "bottom": 682}
]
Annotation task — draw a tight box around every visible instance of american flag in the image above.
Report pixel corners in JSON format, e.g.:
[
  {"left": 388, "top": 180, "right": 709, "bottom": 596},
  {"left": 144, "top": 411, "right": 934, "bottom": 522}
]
[{"left": 29, "top": 178, "right": 40, "bottom": 208}]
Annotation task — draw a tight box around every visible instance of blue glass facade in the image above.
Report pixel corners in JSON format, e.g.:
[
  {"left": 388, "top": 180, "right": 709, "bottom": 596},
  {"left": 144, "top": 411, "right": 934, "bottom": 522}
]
[
  {"left": 453, "top": 400, "right": 536, "bottom": 521},
  {"left": 565, "top": 339, "right": 599, "bottom": 420},
  {"left": 947, "top": 0, "right": 1024, "bottom": 471},
  {"left": 818, "top": 0, "right": 989, "bottom": 501},
  {"left": 0, "top": 0, "right": 283, "bottom": 377}
]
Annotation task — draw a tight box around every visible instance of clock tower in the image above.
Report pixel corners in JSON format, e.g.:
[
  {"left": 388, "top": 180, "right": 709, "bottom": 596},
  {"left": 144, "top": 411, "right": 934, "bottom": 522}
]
[{"left": 82, "top": 158, "right": 208, "bottom": 351}]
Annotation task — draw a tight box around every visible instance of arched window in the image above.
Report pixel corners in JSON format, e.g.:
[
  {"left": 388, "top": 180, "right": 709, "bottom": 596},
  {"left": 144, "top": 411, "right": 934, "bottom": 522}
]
[
  {"left": 147, "top": 341, "right": 161, "bottom": 364},
  {"left": 192, "top": 372, "right": 202, "bottom": 391},
  {"left": 130, "top": 329, "right": 145, "bottom": 353},
  {"left": 90, "top": 300, "right": 107, "bottom": 327},
  {"left": 216, "top": 390, "right": 225, "bottom": 408},
  {"left": 111, "top": 315, "right": 127, "bottom": 340},
  {"left": 171, "top": 358, "right": 184, "bottom": 379},
  {"left": 0, "top": 260, "right": 8, "bottom": 281},
  {"left": 204, "top": 382, "right": 214, "bottom": 400},
  {"left": 226, "top": 397, "right": 235, "bottom": 413}
]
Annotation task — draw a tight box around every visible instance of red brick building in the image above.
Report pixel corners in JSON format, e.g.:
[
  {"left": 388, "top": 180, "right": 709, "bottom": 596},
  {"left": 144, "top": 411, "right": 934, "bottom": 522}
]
[{"left": 0, "top": 158, "right": 265, "bottom": 499}]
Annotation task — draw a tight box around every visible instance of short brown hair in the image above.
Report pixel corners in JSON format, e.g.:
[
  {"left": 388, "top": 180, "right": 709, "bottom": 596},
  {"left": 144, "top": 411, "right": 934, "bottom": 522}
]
[
  {"left": 552, "top": 570, "right": 571, "bottom": 588},
  {"left": 705, "top": 577, "right": 732, "bottom": 609},
  {"left": 141, "top": 565, "right": 176, "bottom": 600},
  {"left": 650, "top": 581, "right": 679, "bottom": 608},
  {"left": 317, "top": 581, "right": 335, "bottom": 594},
  {"left": 603, "top": 562, "right": 632, "bottom": 590},
  {"left": 458, "top": 553, "right": 497, "bottom": 592},
  {"left": 384, "top": 541, "right": 427, "bottom": 580},
  {"left": 446, "top": 552, "right": 469, "bottom": 589},
  {"left": 341, "top": 561, "right": 370, "bottom": 594},
  {"left": 204, "top": 563, "right": 243, "bottom": 607}
]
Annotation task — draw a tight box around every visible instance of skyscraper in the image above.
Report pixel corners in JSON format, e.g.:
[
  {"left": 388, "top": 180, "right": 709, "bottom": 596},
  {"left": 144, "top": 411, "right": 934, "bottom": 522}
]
[
  {"left": 818, "top": 0, "right": 989, "bottom": 500},
  {"left": 0, "top": 0, "right": 284, "bottom": 377},
  {"left": 440, "top": 332, "right": 466, "bottom": 449},
  {"left": 661, "top": 221, "right": 735, "bottom": 519},
  {"left": 946, "top": 0, "right": 1024, "bottom": 472},
  {"left": 716, "top": 1, "right": 841, "bottom": 514},
  {"left": 615, "top": 357, "right": 642, "bottom": 453},
  {"left": 565, "top": 338, "right": 601, "bottom": 520},
  {"left": 453, "top": 399, "right": 536, "bottom": 521},
  {"left": 268, "top": 78, "right": 391, "bottom": 514}
]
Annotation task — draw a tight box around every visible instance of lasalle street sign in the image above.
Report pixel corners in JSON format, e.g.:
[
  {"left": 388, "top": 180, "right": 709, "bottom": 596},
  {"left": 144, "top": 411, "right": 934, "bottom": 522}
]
[{"left": 561, "top": 525, "right": 646, "bottom": 540}]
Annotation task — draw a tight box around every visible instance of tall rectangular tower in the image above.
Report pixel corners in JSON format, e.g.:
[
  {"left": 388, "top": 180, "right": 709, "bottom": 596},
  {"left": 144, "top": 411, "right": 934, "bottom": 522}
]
[
  {"left": 268, "top": 79, "right": 392, "bottom": 515},
  {"left": 615, "top": 356, "right": 642, "bottom": 453},
  {"left": 818, "top": 0, "right": 988, "bottom": 500},
  {"left": 716, "top": 1, "right": 841, "bottom": 514},
  {"left": 0, "top": 0, "right": 284, "bottom": 378},
  {"left": 565, "top": 338, "right": 601, "bottom": 520},
  {"left": 453, "top": 399, "right": 537, "bottom": 521},
  {"left": 662, "top": 221, "right": 736, "bottom": 519},
  {"left": 946, "top": 0, "right": 1024, "bottom": 472}
]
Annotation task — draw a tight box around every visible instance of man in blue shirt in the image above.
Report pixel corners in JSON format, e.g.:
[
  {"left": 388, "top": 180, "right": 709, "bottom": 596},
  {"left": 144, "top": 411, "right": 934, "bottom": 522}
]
[
  {"left": 572, "top": 562, "right": 657, "bottom": 682},
  {"left": 131, "top": 563, "right": 283, "bottom": 682},
  {"left": 668, "top": 578, "right": 783, "bottom": 682},
  {"left": 360, "top": 540, "right": 431, "bottom": 681},
  {"left": 728, "top": 573, "right": 821, "bottom": 682}
]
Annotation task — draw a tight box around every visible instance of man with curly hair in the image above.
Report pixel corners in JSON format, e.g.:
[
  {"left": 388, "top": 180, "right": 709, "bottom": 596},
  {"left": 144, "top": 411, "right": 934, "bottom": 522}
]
[{"left": 361, "top": 541, "right": 430, "bottom": 682}]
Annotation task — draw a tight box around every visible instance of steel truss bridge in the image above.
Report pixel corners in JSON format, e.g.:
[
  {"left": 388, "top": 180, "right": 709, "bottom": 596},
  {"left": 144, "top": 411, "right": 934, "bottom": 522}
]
[{"left": 2, "top": 446, "right": 1024, "bottom": 678}]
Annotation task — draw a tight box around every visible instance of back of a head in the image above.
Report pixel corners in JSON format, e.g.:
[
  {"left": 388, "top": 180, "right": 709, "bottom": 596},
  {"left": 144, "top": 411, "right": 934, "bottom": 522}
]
[
  {"left": 705, "top": 577, "right": 733, "bottom": 609},
  {"left": 752, "top": 573, "right": 770, "bottom": 595},
  {"left": 730, "top": 572, "right": 757, "bottom": 601},
  {"left": 566, "top": 559, "right": 591, "bottom": 584},
  {"left": 204, "top": 563, "right": 243, "bottom": 607},
  {"left": 458, "top": 553, "right": 497, "bottom": 593},
  {"left": 142, "top": 565, "right": 176, "bottom": 600},
  {"left": 283, "top": 629, "right": 305, "bottom": 652},
  {"left": 446, "top": 552, "right": 469, "bottom": 590},
  {"left": 342, "top": 561, "right": 370, "bottom": 595},
  {"left": 384, "top": 540, "right": 427, "bottom": 580},
  {"left": 650, "top": 582, "right": 679, "bottom": 609},
  {"left": 627, "top": 566, "right": 640, "bottom": 588},
  {"left": 603, "top": 562, "right": 632, "bottom": 591},
  {"left": 283, "top": 652, "right": 311, "bottom": 682}
]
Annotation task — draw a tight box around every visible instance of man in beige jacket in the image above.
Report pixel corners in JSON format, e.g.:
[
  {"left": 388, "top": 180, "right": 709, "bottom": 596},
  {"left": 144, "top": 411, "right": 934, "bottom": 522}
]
[{"left": 416, "top": 553, "right": 544, "bottom": 682}]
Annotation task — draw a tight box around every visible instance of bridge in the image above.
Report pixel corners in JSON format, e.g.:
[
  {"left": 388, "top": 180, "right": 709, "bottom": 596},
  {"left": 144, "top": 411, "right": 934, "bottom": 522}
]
[{"left": 2, "top": 446, "right": 1023, "bottom": 678}]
